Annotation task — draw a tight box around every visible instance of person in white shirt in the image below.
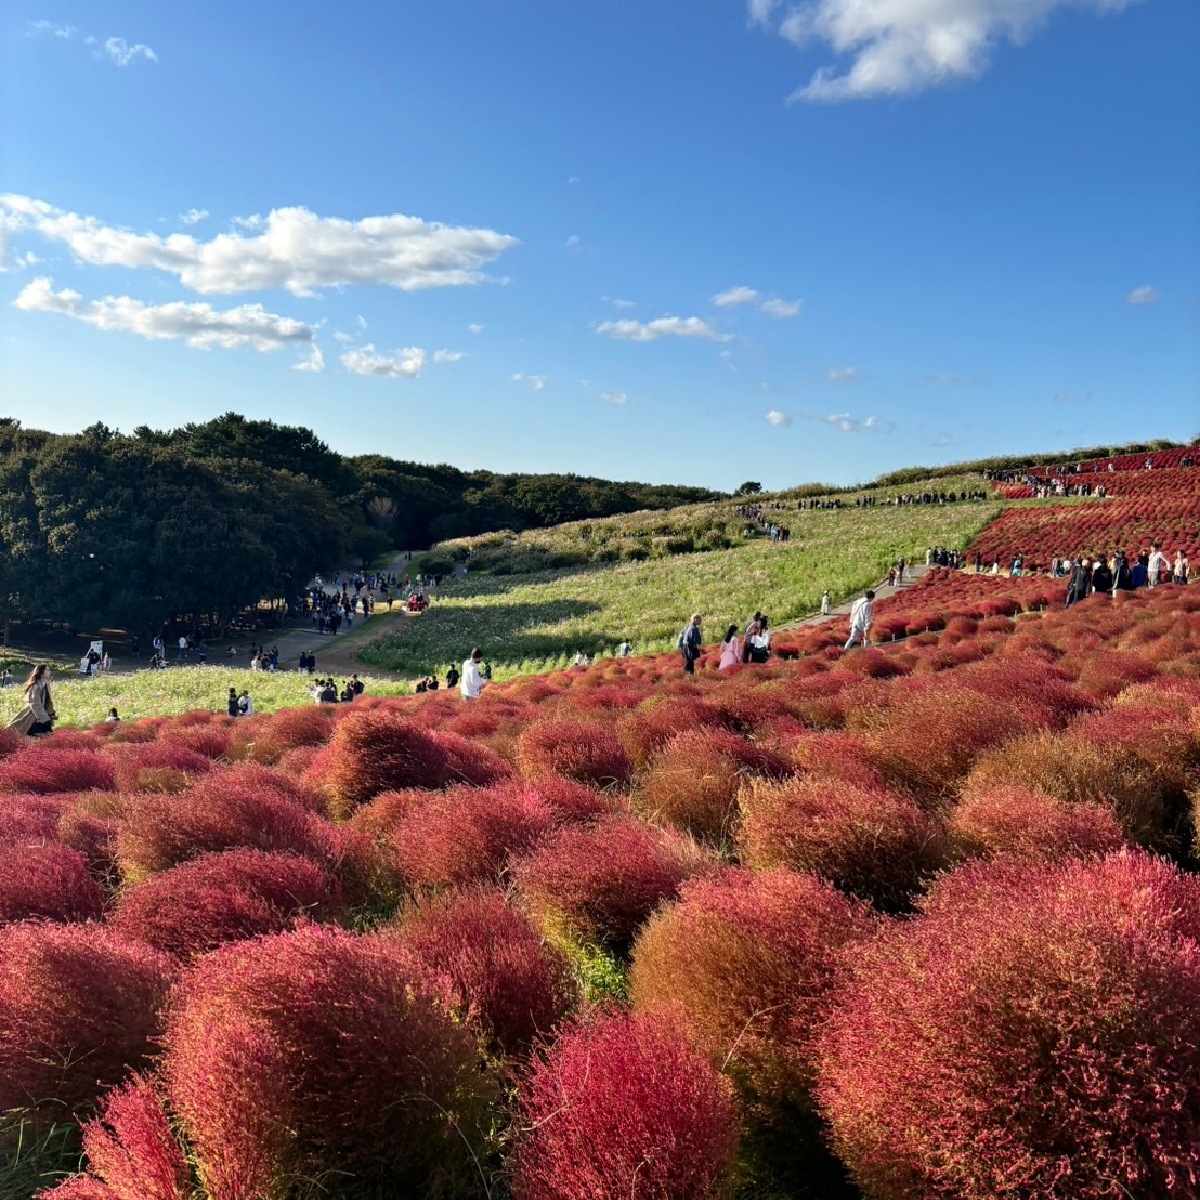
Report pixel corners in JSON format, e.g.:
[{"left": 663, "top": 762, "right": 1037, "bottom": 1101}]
[
  {"left": 844, "top": 590, "right": 875, "bottom": 651},
  {"left": 460, "top": 648, "right": 485, "bottom": 701},
  {"left": 820, "top": 590, "right": 831, "bottom": 616},
  {"left": 1147, "top": 544, "right": 1169, "bottom": 587}
]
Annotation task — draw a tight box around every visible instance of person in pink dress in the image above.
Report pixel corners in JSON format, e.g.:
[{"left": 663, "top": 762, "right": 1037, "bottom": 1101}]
[{"left": 717, "top": 624, "right": 743, "bottom": 670}]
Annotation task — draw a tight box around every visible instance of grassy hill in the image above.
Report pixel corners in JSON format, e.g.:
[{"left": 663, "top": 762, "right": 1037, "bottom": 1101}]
[{"left": 362, "top": 483, "right": 1002, "bottom": 678}]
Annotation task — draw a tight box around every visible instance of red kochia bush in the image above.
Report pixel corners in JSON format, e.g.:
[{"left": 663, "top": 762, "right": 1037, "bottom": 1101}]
[
  {"left": 394, "top": 889, "right": 577, "bottom": 1054},
  {"left": 387, "top": 783, "right": 557, "bottom": 888},
  {"left": 106, "top": 742, "right": 214, "bottom": 792},
  {"left": 630, "top": 868, "right": 874, "bottom": 1107},
  {"left": 0, "top": 843, "right": 105, "bottom": 924},
  {"left": 0, "top": 923, "right": 172, "bottom": 1123},
  {"left": 431, "top": 729, "right": 515, "bottom": 787},
  {"left": 515, "top": 720, "right": 633, "bottom": 789},
  {"left": 110, "top": 849, "right": 339, "bottom": 959},
  {"left": 42, "top": 1074, "right": 190, "bottom": 1200},
  {"left": 164, "top": 926, "right": 493, "bottom": 1199},
  {"left": 949, "top": 785, "right": 1126, "bottom": 863},
  {"left": 738, "top": 775, "right": 947, "bottom": 911},
  {"left": 314, "top": 710, "right": 451, "bottom": 817},
  {"left": 513, "top": 814, "right": 712, "bottom": 946},
  {"left": 512, "top": 1010, "right": 740, "bottom": 1200},
  {"left": 0, "top": 746, "right": 116, "bottom": 795},
  {"left": 116, "top": 763, "right": 330, "bottom": 882},
  {"left": 816, "top": 852, "right": 1200, "bottom": 1200}
]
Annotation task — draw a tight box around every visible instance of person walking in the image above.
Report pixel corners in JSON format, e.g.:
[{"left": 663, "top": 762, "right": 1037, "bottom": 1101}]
[
  {"left": 445, "top": 663, "right": 460, "bottom": 691},
  {"left": 717, "top": 624, "right": 742, "bottom": 670},
  {"left": 678, "top": 612, "right": 703, "bottom": 675},
  {"left": 1173, "top": 550, "right": 1189, "bottom": 585},
  {"left": 1090, "top": 554, "right": 1113, "bottom": 595},
  {"left": 1113, "top": 551, "right": 1134, "bottom": 592},
  {"left": 843, "top": 590, "right": 875, "bottom": 651},
  {"left": 1148, "top": 543, "right": 1169, "bottom": 587},
  {"left": 9, "top": 665, "right": 55, "bottom": 736},
  {"left": 1065, "top": 558, "right": 1091, "bottom": 606},
  {"left": 820, "top": 590, "right": 831, "bottom": 616},
  {"left": 460, "top": 648, "right": 486, "bottom": 701}
]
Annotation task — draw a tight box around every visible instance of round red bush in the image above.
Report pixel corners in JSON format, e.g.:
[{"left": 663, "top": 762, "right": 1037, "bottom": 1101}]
[
  {"left": 106, "top": 742, "right": 214, "bottom": 792},
  {"left": 164, "top": 926, "right": 494, "bottom": 1199},
  {"left": 949, "top": 785, "right": 1126, "bottom": 863},
  {"left": 116, "top": 763, "right": 330, "bottom": 882},
  {"left": 512, "top": 1010, "right": 740, "bottom": 1200},
  {"left": 0, "top": 923, "right": 172, "bottom": 1124},
  {"left": 738, "top": 775, "right": 948, "bottom": 910},
  {"left": 630, "top": 867, "right": 873, "bottom": 1107},
  {"left": 516, "top": 720, "right": 632, "bottom": 789},
  {"left": 816, "top": 852, "right": 1200, "bottom": 1200},
  {"left": 431, "top": 729, "right": 515, "bottom": 787},
  {"left": 513, "top": 814, "right": 713, "bottom": 947},
  {"left": 0, "top": 746, "right": 116, "bottom": 795},
  {"left": 0, "top": 842, "right": 105, "bottom": 925},
  {"left": 394, "top": 888, "right": 577, "bottom": 1054},
  {"left": 387, "top": 782, "right": 557, "bottom": 889},
  {"left": 110, "top": 849, "right": 340, "bottom": 959}
]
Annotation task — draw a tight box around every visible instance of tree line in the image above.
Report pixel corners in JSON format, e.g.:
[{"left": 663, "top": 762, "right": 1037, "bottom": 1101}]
[{"left": 0, "top": 413, "right": 717, "bottom": 640}]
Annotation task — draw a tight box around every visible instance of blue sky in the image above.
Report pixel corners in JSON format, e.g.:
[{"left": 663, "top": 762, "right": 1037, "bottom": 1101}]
[{"left": 1, "top": 0, "right": 1196, "bottom": 491}]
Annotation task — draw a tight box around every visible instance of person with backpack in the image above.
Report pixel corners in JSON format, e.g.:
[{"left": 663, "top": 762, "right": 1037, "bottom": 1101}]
[{"left": 678, "top": 613, "right": 703, "bottom": 675}]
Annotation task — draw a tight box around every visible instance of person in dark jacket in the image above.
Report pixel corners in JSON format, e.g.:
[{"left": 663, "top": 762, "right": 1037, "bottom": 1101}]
[
  {"left": 679, "top": 613, "right": 703, "bottom": 675},
  {"left": 1065, "top": 558, "right": 1091, "bottom": 607},
  {"left": 227, "top": 687, "right": 239, "bottom": 717},
  {"left": 1090, "top": 556, "right": 1113, "bottom": 595},
  {"left": 1113, "top": 552, "right": 1134, "bottom": 591}
]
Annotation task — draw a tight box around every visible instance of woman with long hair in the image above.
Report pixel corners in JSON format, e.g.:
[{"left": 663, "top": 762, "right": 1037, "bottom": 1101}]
[
  {"left": 22, "top": 664, "right": 55, "bottom": 736},
  {"left": 717, "top": 624, "right": 742, "bottom": 671}
]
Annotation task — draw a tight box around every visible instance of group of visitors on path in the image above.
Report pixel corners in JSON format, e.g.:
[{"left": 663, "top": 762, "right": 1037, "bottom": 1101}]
[
  {"left": 307, "top": 674, "right": 365, "bottom": 704},
  {"left": 1063, "top": 544, "right": 1189, "bottom": 606}
]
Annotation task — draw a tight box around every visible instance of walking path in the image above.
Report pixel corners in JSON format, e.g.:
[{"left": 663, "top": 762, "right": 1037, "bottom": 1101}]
[{"left": 778, "top": 562, "right": 933, "bottom": 633}]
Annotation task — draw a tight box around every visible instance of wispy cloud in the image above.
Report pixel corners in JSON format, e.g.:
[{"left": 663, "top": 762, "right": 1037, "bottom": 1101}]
[
  {"left": 293, "top": 345, "right": 325, "bottom": 373},
  {"left": 802, "top": 410, "right": 884, "bottom": 432},
  {"left": 602, "top": 296, "right": 637, "bottom": 309},
  {"left": 179, "top": 208, "right": 209, "bottom": 225},
  {"left": 713, "top": 285, "right": 760, "bottom": 307},
  {"left": 600, "top": 391, "right": 628, "bottom": 405},
  {"left": 432, "top": 349, "right": 464, "bottom": 363},
  {"left": 749, "top": 0, "right": 1140, "bottom": 102},
  {"left": 564, "top": 234, "right": 582, "bottom": 251},
  {"left": 827, "top": 366, "right": 862, "bottom": 382},
  {"left": 0, "top": 194, "right": 519, "bottom": 298},
  {"left": 1126, "top": 285, "right": 1158, "bottom": 305},
  {"left": 28, "top": 21, "right": 158, "bottom": 66},
  {"left": 512, "top": 372, "right": 548, "bottom": 391},
  {"left": 766, "top": 409, "right": 794, "bottom": 427},
  {"left": 341, "top": 344, "right": 426, "bottom": 379},
  {"left": 918, "top": 372, "right": 981, "bottom": 386},
  {"left": 760, "top": 297, "right": 802, "bottom": 318},
  {"left": 468, "top": 323, "right": 484, "bottom": 334},
  {"left": 596, "top": 315, "right": 732, "bottom": 343},
  {"left": 14, "top": 276, "right": 319, "bottom": 365}
]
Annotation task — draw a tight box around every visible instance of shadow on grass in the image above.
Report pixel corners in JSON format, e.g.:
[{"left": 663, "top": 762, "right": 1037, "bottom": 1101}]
[{"left": 358, "top": 595, "right": 616, "bottom": 675}]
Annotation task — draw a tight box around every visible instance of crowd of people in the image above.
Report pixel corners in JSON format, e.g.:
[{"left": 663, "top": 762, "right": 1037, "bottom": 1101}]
[
  {"left": 1060, "top": 545, "right": 1189, "bottom": 605},
  {"left": 306, "top": 674, "right": 366, "bottom": 704}
]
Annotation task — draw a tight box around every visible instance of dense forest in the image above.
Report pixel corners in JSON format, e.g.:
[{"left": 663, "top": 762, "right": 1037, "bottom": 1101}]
[{"left": 0, "top": 414, "right": 717, "bottom": 638}]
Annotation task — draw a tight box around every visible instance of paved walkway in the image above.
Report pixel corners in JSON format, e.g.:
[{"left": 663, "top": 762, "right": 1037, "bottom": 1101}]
[{"left": 777, "top": 562, "right": 933, "bottom": 633}]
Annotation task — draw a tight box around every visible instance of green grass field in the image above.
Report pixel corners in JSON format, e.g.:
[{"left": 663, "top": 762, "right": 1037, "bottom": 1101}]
[
  {"left": 0, "top": 666, "right": 410, "bottom": 730},
  {"left": 362, "top": 496, "right": 1003, "bottom": 679}
]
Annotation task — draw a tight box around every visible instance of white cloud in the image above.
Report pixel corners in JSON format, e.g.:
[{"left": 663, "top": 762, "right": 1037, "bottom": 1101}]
[
  {"left": 766, "top": 409, "right": 793, "bottom": 427},
  {"left": 565, "top": 234, "right": 582, "bottom": 250},
  {"left": 356, "top": 314, "right": 368, "bottom": 329},
  {"left": 761, "top": 297, "right": 802, "bottom": 318},
  {"left": 14, "top": 276, "right": 320, "bottom": 358},
  {"left": 512, "top": 372, "right": 548, "bottom": 391},
  {"left": 180, "top": 208, "right": 209, "bottom": 225},
  {"left": 468, "top": 323, "right": 484, "bottom": 334},
  {"left": 713, "top": 285, "right": 760, "bottom": 307},
  {"left": 750, "top": 0, "right": 1140, "bottom": 102},
  {"left": 94, "top": 37, "right": 158, "bottom": 66},
  {"left": 293, "top": 344, "right": 325, "bottom": 373},
  {"left": 432, "top": 349, "right": 464, "bottom": 363},
  {"left": 1126, "top": 285, "right": 1158, "bottom": 305},
  {"left": 805, "top": 411, "right": 880, "bottom": 432},
  {"left": 333, "top": 331, "right": 355, "bottom": 344},
  {"left": 603, "top": 296, "right": 637, "bottom": 309},
  {"left": 27, "top": 20, "right": 77, "bottom": 39},
  {"left": 828, "top": 366, "right": 862, "bottom": 382},
  {"left": 0, "top": 195, "right": 519, "bottom": 297},
  {"left": 13, "top": 251, "right": 41, "bottom": 269},
  {"left": 232, "top": 213, "right": 265, "bottom": 231},
  {"left": 596, "top": 315, "right": 732, "bottom": 343},
  {"left": 341, "top": 344, "right": 426, "bottom": 379},
  {"left": 600, "top": 391, "right": 628, "bottom": 405}
]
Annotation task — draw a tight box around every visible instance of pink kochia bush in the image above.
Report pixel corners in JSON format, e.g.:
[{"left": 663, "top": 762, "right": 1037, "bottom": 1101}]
[
  {"left": 0, "top": 923, "right": 172, "bottom": 1124},
  {"left": 40, "top": 1073, "right": 191, "bottom": 1200},
  {"left": 513, "top": 814, "right": 712, "bottom": 947},
  {"left": 630, "top": 868, "right": 874, "bottom": 1108},
  {"left": 110, "top": 849, "right": 340, "bottom": 959},
  {"left": 0, "top": 745, "right": 116, "bottom": 795},
  {"left": 164, "top": 926, "right": 494, "bottom": 1200},
  {"left": 116, "top": 763, "right": 330, "bottom": 882},
  {"left": 394, "top": 888, "right": 577, "bottom": 1055},
  {"left": 515, "top": 719, "right": 633, "bottom": 789},
  {"left": 738, "top": 775, "right": 947, "bottom": 911},
  {"left": 0, "top": 842, "right": 105, "bottom": 925},
  {"left": 816, "top": 852, "right": 1200, "bottom": 1200},
  {"left": 512, "top": 1010, "right": 741, "bottom": 1200}
]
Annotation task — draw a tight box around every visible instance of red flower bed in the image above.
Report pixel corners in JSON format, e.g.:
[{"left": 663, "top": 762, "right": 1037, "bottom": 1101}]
[
  {"left": 0, "top": 746, "right": 116, "bottom": 795},
  {"left": 0, "top": 842, "right": 105, "bottom": 925},
  {"left": 511, "top": 1010, "right": 740, "bottom": 1200},
  {"left": 516, "top": 719, "right": 632, "bottom": 789},
  {"left": 817, "top": 852, "right": 1200, "bottom": 1200}
]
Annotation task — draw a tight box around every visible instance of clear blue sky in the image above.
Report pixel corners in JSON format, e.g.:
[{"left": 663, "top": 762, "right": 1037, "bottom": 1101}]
[{"left": 1, "top": 0, "right": 1196, "bottom": 490}]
